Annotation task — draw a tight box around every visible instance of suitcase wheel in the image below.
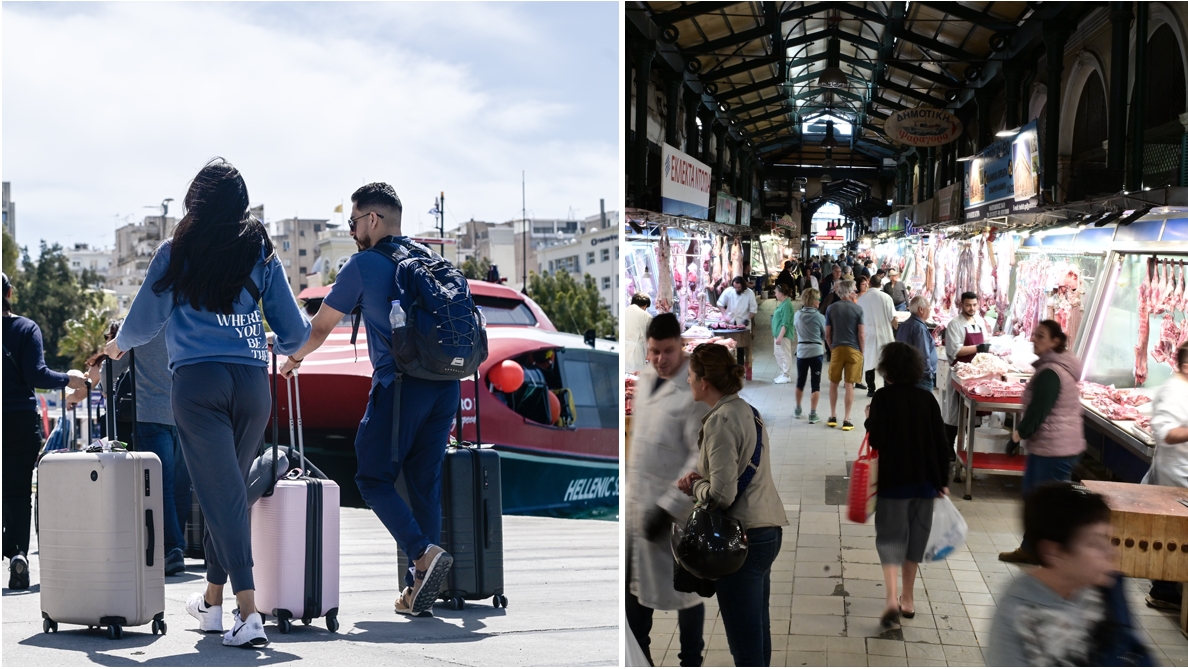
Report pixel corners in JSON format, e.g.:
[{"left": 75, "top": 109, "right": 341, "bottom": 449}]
[
  {"left": 301, "top": 616, "right": 312, "bottom": 626},
  {"left": 326, "top": 614, "right": 339, "bottom": 633},
  {"left": 448, "top": 597, "right": 465, "bottom": 611},
  {"left": 151, "top": 618, "right": 167, "bottom": 635},
  {"left": 107, "top": 624, "right": 123, "bottom": 640},
  {"left": 42, "top": 618, "right": 57, "bottom": 634},
  {"left": 278, "top": 617, "right": 292, "bottom": 634},
  {"left": 493, "top": 595, "right": 508, "bottom": 609}
]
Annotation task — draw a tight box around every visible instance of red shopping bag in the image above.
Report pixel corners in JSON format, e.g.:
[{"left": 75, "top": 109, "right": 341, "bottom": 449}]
[{"left": 846, "top": 435, "right": 878, "bottom": 524}]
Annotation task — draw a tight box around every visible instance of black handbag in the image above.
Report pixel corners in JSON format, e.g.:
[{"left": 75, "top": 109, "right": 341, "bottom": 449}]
[{"left": 672, "top": 405, "right": 764, "bottom": 582}]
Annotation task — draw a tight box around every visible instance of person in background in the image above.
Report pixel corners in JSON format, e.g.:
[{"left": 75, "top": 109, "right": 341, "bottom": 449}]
[
  {"left": 775, "top": 261, "right": 796, "bottom": 301},
  {"left": 865, "top": 343, "right": 950, "bottom": 627},
  {"left": 999, "top": 320, "right": 1087, "bottom": 565},
  {"left": 942, "top": 292, "right": 990, "bottom": 458},
  {"left": 1140, "top": 342, "right": 1188, "bottom": 609},
  {"left": 882, "top": 268, "right": 910, "bottom": 311},
  {"left": 824, "top": 280, "right": 865, "bottom": 431},
  {"left": 83, "top": 327, "right": 187, "bottom": 576},
  {"left": 716, "top": 276, "right": 758, "bottom": 369},
  {"left": 678, "top": 344, "right": 787, "bottom": 667},
  {"left": 855, "top": 274, "right": 895, "bottom": 397},
  {"left": 794, "top": 288, "right": 826, "bottom": 423},
  {"left": 873, "top": 268, "right": 887, "bottom": 288},
  {"left": 820, "top": 264, "right": 842, "bottom": 302},
  {"left": 2, "top": 273, "right": 88, "bottom": 590},
  {"left": 809, "top": 263, "right": 821, "bottom": 291},
  {"left": 626, "top": 313, "right": 708, "bottom": 667},
  {"left": 862, "top": 259, "right": 875, "bottom": 278},
  {"left": 987, "top": 483, "right": 1152, "bottom": 667},
  {"left": 624, "top": 294, "right": 653, "bottom": 375},
  {"left": 771, "top": 283, "right": 795, "bottom": 385},
  {"left": 896, "top": 296, "right": 938, "bottom": 390}
]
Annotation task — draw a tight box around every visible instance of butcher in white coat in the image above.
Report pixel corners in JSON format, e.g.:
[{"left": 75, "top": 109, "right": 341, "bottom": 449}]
[
  {"left": 626, "top": 313, "right": 708, "bottom": 666},
  {"left": 856, "top": 274, "right": 896, "bottom": 397},
  {"left": 943, "top": 291, "right": 991, "bottom": 456},
  {"left": 623, "top": 294, "right": 653, "bottom": 374},
  {"left": 1142, "top": 343, "right": 1188, "bottom": 607}
]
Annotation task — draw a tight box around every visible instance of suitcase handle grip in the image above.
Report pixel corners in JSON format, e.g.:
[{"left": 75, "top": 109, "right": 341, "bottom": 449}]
[
  {"left": 145, "top": 509, "right": 155, "bottom": 567},
  {"left": 483, "top": 499, "right": 491, "bottom": 549}
]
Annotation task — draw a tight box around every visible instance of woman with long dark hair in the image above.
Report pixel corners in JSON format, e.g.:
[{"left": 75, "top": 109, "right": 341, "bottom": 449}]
[
  {"left": 678, "top": 344, "right": 787, "bottom": 666},
  {"left": 104, "top": 158, "right": 310, "bottom": 647}
]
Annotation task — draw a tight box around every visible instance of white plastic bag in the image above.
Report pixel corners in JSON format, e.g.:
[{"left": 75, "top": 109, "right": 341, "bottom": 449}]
[{"left": 923, "top": 496, "right": 968, "bottom": 562}]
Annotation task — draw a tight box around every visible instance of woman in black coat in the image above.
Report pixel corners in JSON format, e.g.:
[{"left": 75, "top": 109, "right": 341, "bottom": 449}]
[{"left": 864, "top": 342, "right": 951, "bottom": 627}]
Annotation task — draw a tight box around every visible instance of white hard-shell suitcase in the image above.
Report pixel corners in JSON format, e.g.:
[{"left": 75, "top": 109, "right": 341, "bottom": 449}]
[
  {"left": 251, "top": 369, "right": 341, "bottom": 633},
  {"left": 39, "top": 351, "right": 166, "bottom": 640},
  {"left": 39, "top": 450, "right": 166, "bottom": 638}
]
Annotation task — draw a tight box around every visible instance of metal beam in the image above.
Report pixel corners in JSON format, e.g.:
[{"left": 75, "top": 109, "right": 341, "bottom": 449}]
[
  {"left": 651, "top": 2, "right": 747, "bottom": 27},
  {"left": 785, "top": 29, "right": 831, "bottom": 50},
  {"left": 891, "top": 26, "right": 979, "bottom": 63},
  {"left": 739, "top": 107, "right": 793, "bottom": 126},
  {"left": 684, "top": 25, "right": 772, "bottom": 54},
  {"left": 719, "top": 77, "right": 784, "bottom": 101},
  {"left": 871, "top": 94, "right": 908, "bottom": 112},
  {"left": 877, "top": 77, "right": 947, "bottom": 108},
  {"left": 916, "top": 2, "right": 1021, "bottom": 32},
  {"left": 790, "top": 87, "right": 866, "bottom": 104},
  {"left": 700, "top": 56, "right": 780, "bottom": 81},
  {"left": 781, "top": 1, "right": 886, "bottom": 24},
  {"left": 750, "top": 120, "right": 799, "bottom": 141},
  {"left": 731, "top": 95, "right": 788, "bottom": 115},
  {"left": 886, "top": 59, "right": 962, "bottom": 87},
  {"left": 835, "top": 28, "right": 881, "bottom": 53},
  {"left": 755, "top": 135, "right": 801, "bottom": 152}
]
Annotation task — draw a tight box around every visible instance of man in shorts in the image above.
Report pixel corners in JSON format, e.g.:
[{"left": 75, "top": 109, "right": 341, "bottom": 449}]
[{"left": 824, "top": 280, "right": 864, "bottom": 430}]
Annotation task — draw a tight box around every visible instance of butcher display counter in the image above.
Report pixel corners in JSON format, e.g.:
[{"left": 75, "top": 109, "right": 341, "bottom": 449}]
[
  {"left": 681, "top": 326, "right": 754, "bottom": 379},
  {"left": 1080, "top": 480, "right": 1188, "bottom": 636},
  {"left": 952, "top": 378, "right": 1026, "bottom": 500}
]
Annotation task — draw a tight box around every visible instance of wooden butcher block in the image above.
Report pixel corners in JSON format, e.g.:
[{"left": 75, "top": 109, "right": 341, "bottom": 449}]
[{"left": 1081, "top": 480, "right": 1188, "bottom": 582}]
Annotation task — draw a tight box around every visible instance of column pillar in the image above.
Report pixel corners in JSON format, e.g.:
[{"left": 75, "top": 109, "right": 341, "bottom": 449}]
[
  {"left": 1108, "top": 2, "right": 1132, "bottom": 172},
  {"left": 683, "top": 89, "right": 700, "bottom": 156},
  {"left": 1003, "top": 60, "right": 1025, "bottom": 130},
  {"left": 632, "top": 40, "right": 656, "bottom": 206},
  {"left": 975, "top": 87, "right": 993, "bottom": 151},
  {"left": 699, "top": 105, "right": 714, "bottom": 165},
  {"left": 1043, "top": 23, "right": 1071, "bottom": 196},
  {"left": 1129, "top": 3, "right": 1149, "bottom": 191},
  {"left": 926, "top": 146, "right": 936, "bottom": 199},
  {"left": 664, "top": 72, "right": 682, "bottom": 147},
  {"left": 713, "top": 123, "right": 727, "bottom": 193}
]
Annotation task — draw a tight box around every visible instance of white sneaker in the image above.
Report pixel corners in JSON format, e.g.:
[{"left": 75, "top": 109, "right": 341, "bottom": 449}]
[
  {"left": 773, "top": 375, "right": 791, "bottom": 384},
  {"left": 185, "top": 592, "right": 224, "bottom": 633},
  {"left": 223, "top": 611, "right": 268, "bottom": 647}
]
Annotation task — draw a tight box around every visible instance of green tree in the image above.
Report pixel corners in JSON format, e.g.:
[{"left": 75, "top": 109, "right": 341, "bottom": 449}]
[
  {"left": 58, "top": 305, "right": 116, "bottom": 369},
  {"left": 461, "top": 256, "right": 492, "bottom": 281},
  {"left": 11, "top": 241, "right": 102, "bottom": 371},
  {"left": 2, "top": 229, "right": 17, "bottom": 278},
  {"left": 526, "top": 270, "right": 617, "bottom": 339}
]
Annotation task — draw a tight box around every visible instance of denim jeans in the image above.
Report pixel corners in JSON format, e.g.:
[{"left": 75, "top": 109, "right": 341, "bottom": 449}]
[
  {"left": 916, "top": 373, "right": 935, "bottom": 391},
  {"left": 134, "top": 422, "right": 184, "bottom": 555},
  {"left": 625, "top": 591, "right": 705, "bottom": 667},
  {"left": 1021, "top": 453, "right": 1081, "bottom": 552},
  {"left": 716, "top": 526, "right": 782, "bottom": 667}
]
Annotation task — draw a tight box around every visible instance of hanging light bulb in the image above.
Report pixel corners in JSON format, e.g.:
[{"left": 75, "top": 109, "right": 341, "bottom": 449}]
[
  {"left": 820, "top": 172, "right": 833, "bottom": 184},
  {"left": 817, "top": 36, "right": 849, "bottom": 89}
]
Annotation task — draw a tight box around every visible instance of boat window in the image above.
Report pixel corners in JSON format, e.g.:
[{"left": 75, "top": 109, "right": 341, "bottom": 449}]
[
  {"left": 474, "top": 295, "right": 537, "bottom": 326},
  {"left": 557, "top": 348, "right": 617, "bottom": 430}
]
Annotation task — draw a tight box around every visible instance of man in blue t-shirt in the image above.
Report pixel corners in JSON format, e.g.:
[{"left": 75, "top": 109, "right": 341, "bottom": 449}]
[{"left": 280, "top": 183, "right": 461, "bottom": 618}]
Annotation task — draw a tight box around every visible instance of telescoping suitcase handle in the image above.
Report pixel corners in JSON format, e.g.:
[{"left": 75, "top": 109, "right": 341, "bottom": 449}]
[{"left": 102, "top": 347, "right": 137, "bottom": 450}]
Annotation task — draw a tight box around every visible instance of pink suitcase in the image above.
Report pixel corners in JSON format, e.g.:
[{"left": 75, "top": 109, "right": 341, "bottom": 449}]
[{"left": 251, "top": 371, "right": 341, "bottom": 633}]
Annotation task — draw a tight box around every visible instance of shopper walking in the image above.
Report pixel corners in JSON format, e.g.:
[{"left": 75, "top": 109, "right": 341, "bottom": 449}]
[
  {"left": 626, "top": 313, "right": 708, "bottom": 667},
  {"left": 865, "top": 343, "right": 951, "bottom": 627},
  {"left": 824, "top": 280, "right": 865, "bottom": 431},
  {"left": 279, "top": 181, "right": 461, "bottom": 618},
  {"left": 85, "top": 328, "right": 187, "bottom": 576},
  {"left": 856, "top": 274, "right": 895, "bottom": 396},
  {"left": 882, "top": 268, "right": 910, "bottom": 311},
  {"left": 987, "top": 482, "right": 1152, "bottom": 666},
  {"left": 943, "top": 292, "right": 990, "bottom": 456},
  {"left": 820, "top": 263, "right": 842, "bottom": 302},
  {"left": 624, "top": 294, "right": 652, "bottom": 374},
  {"left": 771, "top": 283, "right": 795, "bottom": 384},
  {"left": 1140, "top": 342, "right": 1188, "bottom": 608},
  {"left": 794, "top": 289, "right": 826, "bottom": 423},
  {"left": 775, "top": 261, "right": 796, "bottom": 300},
  {"left": 106, "top": 158, "right": 311, "bottom": 646},
  {"left": 998, "top": 320, "right": 1087, "bottom": 565},
  {"left": 716, "top": 276, "right": 758, "bottom": 368},
  {"left": 895, "top": 296, "right": 938, "bottom": 390},
  {"left": 678, "top": 344, "right": 787, "bottom": 667},
  {"left": 2, "top": 273, "right": 88, "bottom": 590}
]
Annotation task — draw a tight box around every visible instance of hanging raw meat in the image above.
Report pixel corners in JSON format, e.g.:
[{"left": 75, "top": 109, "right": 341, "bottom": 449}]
[
  {"left": 994, "top": 235, "right": 1014, "bottom": 335},
  {"left": 731, "top": 237, "right": 743, "bottom": 283},
  {"left": 656, "top": 227, "right": 674, "bottom": 313},
  {"left": 978, "top": 238, "right": 996, "bottom": 318},
  {"left": 955, "top": 244, "right": 976, "bottom": 302},
  {"left": 1135, "top": 257, "right": 1154, "bottom": 386}
]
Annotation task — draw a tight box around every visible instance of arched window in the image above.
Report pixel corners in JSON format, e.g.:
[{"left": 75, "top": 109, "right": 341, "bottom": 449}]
[
  {"left": 1129, "top": 24, "right": 1188, "bottom": 188},
  {"left": 1069, "top": 72, "right": 1109, "bottom": 201}
]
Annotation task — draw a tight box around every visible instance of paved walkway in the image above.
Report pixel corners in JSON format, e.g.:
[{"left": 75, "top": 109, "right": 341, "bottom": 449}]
[
  {"left": 651, "top": 296, "right": 1188, "bottom": 667},
  {"left": 3, "top": 510, "right": 617, "bottom": 666}
]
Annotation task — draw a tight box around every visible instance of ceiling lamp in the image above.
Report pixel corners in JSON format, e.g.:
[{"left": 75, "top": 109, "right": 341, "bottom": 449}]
[
  {"left": 817, "top": 37, "right": 849, "bottom": 89},
  {"left": 822, "top": 148, "right": 836, "bottom": 169},
  {"left": 821, "top": 119, "right": 838, "bottom": 148},
  {"left": 821, "top": 172, "right": 834, "bottom": 184}
]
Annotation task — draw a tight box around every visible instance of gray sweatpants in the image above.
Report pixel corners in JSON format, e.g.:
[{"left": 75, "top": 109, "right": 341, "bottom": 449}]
[
  {"left": 172, "top": 362, "right": 270, "bottom": 593},
  {"left": 874, "top": 497, "right": 934, "bottom": 565}
]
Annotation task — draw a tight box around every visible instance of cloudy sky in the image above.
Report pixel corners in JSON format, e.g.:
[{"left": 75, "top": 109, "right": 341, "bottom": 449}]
[{"left": 3, "top": 1, "right": 619, "bottom": 253}]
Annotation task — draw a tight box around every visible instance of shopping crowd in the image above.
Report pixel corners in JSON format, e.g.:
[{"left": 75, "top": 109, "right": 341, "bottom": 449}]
[
  {"left": 626, "top": 251, "right": 1180, "bottom": 666},
  {"left": 3, "top": 159, "right": 466, "bottom": 647}
]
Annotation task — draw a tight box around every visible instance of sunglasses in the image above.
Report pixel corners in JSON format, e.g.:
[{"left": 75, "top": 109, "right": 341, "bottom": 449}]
[{"left": 348, "top": 211, "right": 384, "bottom": 231}]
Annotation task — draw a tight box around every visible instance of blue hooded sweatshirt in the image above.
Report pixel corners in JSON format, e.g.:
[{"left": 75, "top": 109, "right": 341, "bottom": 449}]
[{"left": 116, "top": 239, "right": 311, "bottom": 372}]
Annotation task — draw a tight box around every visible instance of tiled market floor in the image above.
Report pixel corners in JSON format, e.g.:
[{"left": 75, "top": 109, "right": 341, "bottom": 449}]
[{"left": 650, "top": 297, "right": 1188, "bottom": 667}]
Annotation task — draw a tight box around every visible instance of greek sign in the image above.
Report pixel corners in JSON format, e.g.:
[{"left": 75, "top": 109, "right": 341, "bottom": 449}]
[
  {"left": 661, "top": 143, "right": 712, "bottom": 219},
  {"left": 883, "top": 107, "right": 963, "bottom": 147}
]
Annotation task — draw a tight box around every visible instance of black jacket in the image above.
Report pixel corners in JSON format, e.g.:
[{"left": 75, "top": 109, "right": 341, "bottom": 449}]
[{"left": 864, "top": 383, "right": 951, "bottom": 491}]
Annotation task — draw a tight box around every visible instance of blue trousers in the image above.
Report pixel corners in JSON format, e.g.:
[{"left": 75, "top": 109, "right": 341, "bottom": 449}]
[
  {"left": 134, "top": 422, "right": 184, "bottom": 555},
  {"left": 1021, "top": 453, "right": 1081, "bottom": 552},
  {"left": 354, "top": 377, "right": 460, "bottom": 588},
  {"left": 716, "top": 526, "right": 782, "bottom": 667}
]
